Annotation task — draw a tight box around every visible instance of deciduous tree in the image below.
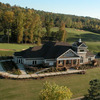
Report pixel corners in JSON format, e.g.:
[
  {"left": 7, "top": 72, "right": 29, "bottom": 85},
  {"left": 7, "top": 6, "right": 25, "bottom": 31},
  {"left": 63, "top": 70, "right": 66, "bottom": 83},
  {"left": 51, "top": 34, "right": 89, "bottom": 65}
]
[{"left": 39, "top": 82, "right": 72, "bottom": 100}]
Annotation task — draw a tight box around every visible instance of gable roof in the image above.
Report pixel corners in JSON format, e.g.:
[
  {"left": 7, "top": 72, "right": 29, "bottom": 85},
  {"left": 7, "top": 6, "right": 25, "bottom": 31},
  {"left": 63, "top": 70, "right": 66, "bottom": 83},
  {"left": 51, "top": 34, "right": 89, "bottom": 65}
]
[
  {"left": 14, "top": 42, "right": 73, "bottom": 59},
  {"left": 58, "top": 49, "right": 79, "bottom": 58}
]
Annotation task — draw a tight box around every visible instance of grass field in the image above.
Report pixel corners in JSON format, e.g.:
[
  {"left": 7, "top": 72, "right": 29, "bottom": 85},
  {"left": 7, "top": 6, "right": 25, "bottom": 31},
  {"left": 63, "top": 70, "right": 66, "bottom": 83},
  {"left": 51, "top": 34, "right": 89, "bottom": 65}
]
[
  {"left": 0, "top": 43, "right": 34, "bottom": 51},
  {"left": 0, "top": 44, "right": 34, "bottom": 56},
  {"left": 0, "top": 67, "right": 100, "bottom": 100}
]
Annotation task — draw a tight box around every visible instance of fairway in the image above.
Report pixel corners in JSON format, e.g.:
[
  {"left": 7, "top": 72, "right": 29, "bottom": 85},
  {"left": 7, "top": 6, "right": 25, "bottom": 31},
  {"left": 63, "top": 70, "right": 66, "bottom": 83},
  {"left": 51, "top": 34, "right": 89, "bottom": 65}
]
[
  {"left": 0, "top": 44, "right": 34, "bottom": 56},
  {"left": 0, "top": 67, "right": 100, "bottom": 100}
]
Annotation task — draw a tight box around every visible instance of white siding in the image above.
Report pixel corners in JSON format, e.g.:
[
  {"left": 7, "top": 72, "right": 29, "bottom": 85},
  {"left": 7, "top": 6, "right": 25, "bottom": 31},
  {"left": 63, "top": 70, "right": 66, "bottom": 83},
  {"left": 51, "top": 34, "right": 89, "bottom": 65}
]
[{"left": 23, "top": 59, "right": 43, "bottom": 65}]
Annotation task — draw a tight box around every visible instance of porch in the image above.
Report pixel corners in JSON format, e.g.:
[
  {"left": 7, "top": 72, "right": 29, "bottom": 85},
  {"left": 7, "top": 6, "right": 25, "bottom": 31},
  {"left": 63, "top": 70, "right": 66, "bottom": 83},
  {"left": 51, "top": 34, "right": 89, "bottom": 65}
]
[{"left": 56, "top": 59, "right": 80, "bottom": 69}]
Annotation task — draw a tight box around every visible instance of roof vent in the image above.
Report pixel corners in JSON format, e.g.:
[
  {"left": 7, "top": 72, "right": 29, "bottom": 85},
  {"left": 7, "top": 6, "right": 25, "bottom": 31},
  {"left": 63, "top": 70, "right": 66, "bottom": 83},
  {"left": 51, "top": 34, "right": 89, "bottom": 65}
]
[{"left": 79, "top": 38, "right": 82, "bottom": 43}]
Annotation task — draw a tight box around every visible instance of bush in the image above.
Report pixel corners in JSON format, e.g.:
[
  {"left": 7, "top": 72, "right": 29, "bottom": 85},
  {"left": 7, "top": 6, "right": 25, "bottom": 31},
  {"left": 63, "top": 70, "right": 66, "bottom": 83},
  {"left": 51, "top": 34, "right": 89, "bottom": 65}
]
[{"left": 39, "top": 82, "right": 72, "bottom": 100}]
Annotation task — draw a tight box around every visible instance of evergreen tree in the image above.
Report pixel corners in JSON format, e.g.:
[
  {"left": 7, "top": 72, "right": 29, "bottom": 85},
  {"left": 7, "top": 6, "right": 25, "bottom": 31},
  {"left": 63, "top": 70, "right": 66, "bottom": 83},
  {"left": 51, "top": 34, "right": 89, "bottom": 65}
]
[{"left": 83, "top": 79, "right": 100, "bottom": 100}]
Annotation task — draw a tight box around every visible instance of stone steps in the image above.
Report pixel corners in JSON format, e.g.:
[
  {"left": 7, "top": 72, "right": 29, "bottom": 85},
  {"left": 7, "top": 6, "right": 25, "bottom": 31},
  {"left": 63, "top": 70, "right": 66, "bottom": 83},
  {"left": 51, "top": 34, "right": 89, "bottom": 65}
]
[{"left": 17, "top": 64, "right": 27, "bottom": 75}]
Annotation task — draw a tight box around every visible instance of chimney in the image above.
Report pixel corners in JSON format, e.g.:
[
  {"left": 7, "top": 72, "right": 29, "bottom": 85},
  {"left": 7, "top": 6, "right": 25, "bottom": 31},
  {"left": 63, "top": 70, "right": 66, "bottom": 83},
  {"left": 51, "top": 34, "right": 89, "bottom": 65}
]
[{"left": 79, "top": 38, "right": 82, "bottom": 43}]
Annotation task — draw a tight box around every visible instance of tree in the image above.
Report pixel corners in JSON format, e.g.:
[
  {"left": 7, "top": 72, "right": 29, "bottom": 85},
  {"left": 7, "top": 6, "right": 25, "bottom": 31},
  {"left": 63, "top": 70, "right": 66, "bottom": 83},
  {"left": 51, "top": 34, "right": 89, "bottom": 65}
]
[
  {"left": 45, "top": 15, "right": 54, "bottom": 37},
  {"left": 83, "top": 79, "right": 100, "bottom": 100},
  {"left": 2, "top": 11, "right": 14, "bottom": 43},
  {"left": 39, "top": 82, "right": 72, "bottom": 100},
  {"left": 16, "top": 11, "right": 24, "bottom": 43},
  {"left": 65, "top": 17, "right": 72, "bottom": 28},
  {"left": 58, "top": 21, "right": 67, "bottom": 42}
]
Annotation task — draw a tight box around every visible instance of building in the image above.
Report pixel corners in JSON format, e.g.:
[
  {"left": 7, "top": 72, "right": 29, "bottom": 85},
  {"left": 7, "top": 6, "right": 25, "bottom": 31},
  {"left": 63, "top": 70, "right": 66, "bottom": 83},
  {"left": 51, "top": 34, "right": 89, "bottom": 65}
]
[{"left": 14, "top": 39, "right": 95, "bottom": 69}]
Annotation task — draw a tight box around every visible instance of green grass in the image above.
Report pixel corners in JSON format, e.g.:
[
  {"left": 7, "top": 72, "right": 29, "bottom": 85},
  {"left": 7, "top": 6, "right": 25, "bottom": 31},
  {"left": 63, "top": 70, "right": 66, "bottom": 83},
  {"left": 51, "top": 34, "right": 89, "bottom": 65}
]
[
  {"left": 0, "top": 44, "right": 34, "bottom": 56},
  {"left": 0, "top": 51, "right": 14, "bottom": 56},
  {"left": 0, "top": 68, "right": 100, "bottom": 100},
  {"left": 0, "top": 43, "right": 34, "bottom": 51},
  {"left": 51, "top": 27, "right": 100, "bottom": 53},
  {"left": 50, "top": 27, "right": 100, "bottom": 42}
]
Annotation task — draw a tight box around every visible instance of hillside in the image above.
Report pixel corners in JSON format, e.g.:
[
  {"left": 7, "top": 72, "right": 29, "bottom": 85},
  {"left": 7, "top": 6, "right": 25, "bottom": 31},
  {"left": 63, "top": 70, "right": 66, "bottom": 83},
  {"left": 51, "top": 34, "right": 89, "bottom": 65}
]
[{"left": 51, "top": 27, "right": 100, "bottom": 53}]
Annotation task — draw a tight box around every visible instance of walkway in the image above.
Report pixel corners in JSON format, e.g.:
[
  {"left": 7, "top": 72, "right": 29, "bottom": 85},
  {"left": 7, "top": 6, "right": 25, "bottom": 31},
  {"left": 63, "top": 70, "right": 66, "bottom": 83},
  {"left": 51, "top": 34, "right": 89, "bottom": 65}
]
[
  {"left": 17, "top": 64, "right": 27, "bottom": 75},
  {"left": 0, "top": 68, "right": 86, "bottom": 79}
]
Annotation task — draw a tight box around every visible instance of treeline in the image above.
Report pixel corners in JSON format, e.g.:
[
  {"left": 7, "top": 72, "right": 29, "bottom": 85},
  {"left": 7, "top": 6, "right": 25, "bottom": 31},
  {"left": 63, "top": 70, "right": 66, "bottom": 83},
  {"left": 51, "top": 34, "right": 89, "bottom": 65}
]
[
  {"left": 0, "top": 2, "right": 42, "bottom": 44},
  {"left": 0, "top": 2, "right": 100, "bottom": 44},
  {"left": 37, "top": 10, "right": 100, "bottom": 33},
  {"left": 0, "top": 2, "right": 67, "bottom": 43}
]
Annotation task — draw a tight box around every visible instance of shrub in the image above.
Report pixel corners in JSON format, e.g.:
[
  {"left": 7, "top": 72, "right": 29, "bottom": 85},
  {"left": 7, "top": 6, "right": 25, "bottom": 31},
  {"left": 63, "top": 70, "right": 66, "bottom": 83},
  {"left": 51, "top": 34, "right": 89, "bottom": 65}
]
[{"left": 39, "top": 82, "right": 72, "bottom": 100}]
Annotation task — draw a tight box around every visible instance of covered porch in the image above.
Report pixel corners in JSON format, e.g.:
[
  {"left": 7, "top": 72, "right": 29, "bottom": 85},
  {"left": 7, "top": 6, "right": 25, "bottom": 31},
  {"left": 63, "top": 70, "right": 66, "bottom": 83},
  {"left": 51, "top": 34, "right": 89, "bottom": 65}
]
[{"left": 56, "top": 58, "right": 80, "bottom": 69}]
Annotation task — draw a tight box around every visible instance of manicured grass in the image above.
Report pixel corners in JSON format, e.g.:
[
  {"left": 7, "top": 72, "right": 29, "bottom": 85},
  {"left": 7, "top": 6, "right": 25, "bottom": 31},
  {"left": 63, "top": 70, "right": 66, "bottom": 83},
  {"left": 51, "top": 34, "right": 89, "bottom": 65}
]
[
  {"left": 86, "top": 42, "right": 100, "bottom": 53},
  {"left": 51, "top": 27, "right": 100, "bottom": 53},
  {"left": 0, "top": 51, "right": 14, "bottom": 56},
  {"left": 0, "top": 67, "right": 100, "bottom": 100},
  {"left": 50, "top": 27, "right": 100, "bottom": 42},
  {"left": 0, "top": 43, "right": 34, "bottom": 51}
]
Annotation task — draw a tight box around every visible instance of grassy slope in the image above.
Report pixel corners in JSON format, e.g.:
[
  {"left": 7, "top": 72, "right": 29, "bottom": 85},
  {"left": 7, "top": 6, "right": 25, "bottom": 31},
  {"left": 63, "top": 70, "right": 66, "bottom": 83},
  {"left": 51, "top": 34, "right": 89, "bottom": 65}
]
[
  {"left": 52, "top": 27, "right": 100, "bottom": 53},
  {"left": 0, "top": 44, "right": 34, "bottom": 56},
  {"left": 0, "top": 68, "right": 100, "bottom": 100},
  {"left": 0, "top": 43, "right": 34, "bottom": 50}
]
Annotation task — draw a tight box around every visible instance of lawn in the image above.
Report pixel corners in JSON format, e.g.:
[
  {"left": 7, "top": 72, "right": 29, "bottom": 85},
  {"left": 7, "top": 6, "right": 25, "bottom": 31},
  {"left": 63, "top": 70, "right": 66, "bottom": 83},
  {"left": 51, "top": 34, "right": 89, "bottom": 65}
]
[
  {"left": 51, "top": 27, "right": 100, "bottom": 53},
  {"left": 0, "top": 43, "right": 34, "bottom": 51},
  {"left": 0, "top": 44, "right": 34, "bottom": 56},
  {"left": 0, "top": 67, "right": 100, "bottom": 100}
]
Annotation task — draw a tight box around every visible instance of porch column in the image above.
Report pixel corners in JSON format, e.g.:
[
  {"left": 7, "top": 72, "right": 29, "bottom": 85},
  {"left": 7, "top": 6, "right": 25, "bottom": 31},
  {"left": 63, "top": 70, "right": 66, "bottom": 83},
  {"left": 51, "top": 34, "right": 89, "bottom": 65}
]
[
  {"left": 71, "top": 60, "right": 73, "bottom": 66},
  {"left": 56, "top": 60, "right": 59, "bottom": 68},
  {"left": 78, "top": 59, "right": 80, "bottom": 65},
  {"left": 64, "top": 60, "right": 66, "bottom": 67}
]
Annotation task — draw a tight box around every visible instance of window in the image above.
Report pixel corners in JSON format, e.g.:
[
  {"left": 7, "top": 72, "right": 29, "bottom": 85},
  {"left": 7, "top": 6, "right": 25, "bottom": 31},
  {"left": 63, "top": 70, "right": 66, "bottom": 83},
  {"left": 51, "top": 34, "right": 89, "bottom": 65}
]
[
  {"left": 80, "top": 50, "right": 84, "bottom": 52},
  {"left": 33, "top": 61, "right": 37, "bottom": 65},
  {"left": 66, "top": 60, "right": 71, "bottom": 64},
  {"left": 58, "top": 60, "right": 64, "bottom": 64},
  {"left": 80, "top": 57, "right": 83, "bottom": 63},
  {"left": 73, "top": 60, "right": 76, "bottom": 64},
  {"left": 88, "top": 58, "right": 91, "bottom": 61}
]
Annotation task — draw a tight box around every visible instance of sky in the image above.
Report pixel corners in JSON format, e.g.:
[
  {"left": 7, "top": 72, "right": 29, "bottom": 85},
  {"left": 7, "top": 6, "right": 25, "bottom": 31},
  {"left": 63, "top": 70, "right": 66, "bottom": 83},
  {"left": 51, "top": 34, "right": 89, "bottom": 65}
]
[{"left": 0, "top": 0, "right": 100, "bottom": 19}]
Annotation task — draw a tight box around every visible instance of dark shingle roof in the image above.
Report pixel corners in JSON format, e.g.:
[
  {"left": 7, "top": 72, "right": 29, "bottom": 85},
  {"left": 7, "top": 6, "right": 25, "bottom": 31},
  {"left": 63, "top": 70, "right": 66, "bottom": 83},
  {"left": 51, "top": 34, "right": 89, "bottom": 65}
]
[
  {"left": 14, "top": 42, "right": 72, "bottom": 59},
  {"left": 86, "top": 51, "right": 95, "bottom": 57}
]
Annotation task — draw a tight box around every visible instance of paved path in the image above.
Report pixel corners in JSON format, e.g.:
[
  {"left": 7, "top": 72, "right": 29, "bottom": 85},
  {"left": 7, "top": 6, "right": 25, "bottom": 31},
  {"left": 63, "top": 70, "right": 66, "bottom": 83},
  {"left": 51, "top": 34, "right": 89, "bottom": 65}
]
[
  {"left": 17, "top": 64, "right": 27, "bottom": 75},
  {"left": 0, "top": 68, "right": 86, "bottom": 79}
]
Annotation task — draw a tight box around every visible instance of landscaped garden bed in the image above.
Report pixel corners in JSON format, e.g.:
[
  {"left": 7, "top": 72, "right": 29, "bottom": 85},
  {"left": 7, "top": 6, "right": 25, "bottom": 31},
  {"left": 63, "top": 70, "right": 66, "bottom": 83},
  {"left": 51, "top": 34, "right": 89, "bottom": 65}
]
[
  {"left": 24, "top": 64, "right": 68, "bottom": 74},
  {"left": 1, "top": 61, "right": 21, "bottom": 75}
]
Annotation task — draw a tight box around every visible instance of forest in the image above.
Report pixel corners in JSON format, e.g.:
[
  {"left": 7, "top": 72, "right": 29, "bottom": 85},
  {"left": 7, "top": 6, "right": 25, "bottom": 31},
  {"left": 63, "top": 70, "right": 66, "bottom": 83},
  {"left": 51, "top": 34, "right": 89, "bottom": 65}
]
[{"left": 0, "top": 2, "right": 100, "bottom": 44}]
